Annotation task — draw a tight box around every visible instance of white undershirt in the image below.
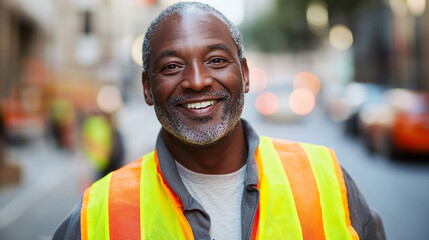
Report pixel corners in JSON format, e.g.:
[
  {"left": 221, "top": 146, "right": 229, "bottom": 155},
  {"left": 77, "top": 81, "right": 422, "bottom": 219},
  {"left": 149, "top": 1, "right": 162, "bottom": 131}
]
[{"left": 175, "top": 161, "right": 246, "bottom": 240}]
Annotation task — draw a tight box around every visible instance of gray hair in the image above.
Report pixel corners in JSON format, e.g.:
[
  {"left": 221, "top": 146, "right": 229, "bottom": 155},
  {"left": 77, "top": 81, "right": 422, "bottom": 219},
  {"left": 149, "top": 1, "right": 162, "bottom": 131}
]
[{"left": 142, "top": 1, "right": 244, "bottom": 73}]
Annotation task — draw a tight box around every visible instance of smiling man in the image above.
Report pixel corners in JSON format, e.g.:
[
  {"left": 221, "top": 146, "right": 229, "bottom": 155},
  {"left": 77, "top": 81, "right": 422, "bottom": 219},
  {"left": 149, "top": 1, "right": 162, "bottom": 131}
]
[{"left": 53, "top": 2, "right": 385, "bottom": 240}]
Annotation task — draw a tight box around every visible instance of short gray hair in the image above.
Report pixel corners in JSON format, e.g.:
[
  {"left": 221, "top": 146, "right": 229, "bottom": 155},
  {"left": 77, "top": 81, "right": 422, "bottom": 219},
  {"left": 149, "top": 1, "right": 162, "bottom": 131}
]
[{"left": 142, "top": 2, "right": 244, "bottom": 73}]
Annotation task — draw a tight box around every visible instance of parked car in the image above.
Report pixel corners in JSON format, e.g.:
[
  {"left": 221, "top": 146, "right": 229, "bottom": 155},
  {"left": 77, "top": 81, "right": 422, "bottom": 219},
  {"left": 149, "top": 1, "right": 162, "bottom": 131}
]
[
  {"left": 325, "top": 83, "right": 386, "bottom": 136},
  {"left": 255, "top": 84, "right": 317, "bottom": 123},
  {"left": 359, "top": 88, "right": 429, "bottom": 157},
  {"left": 255, "top": 87, "right": 302, "bottom": 122}
]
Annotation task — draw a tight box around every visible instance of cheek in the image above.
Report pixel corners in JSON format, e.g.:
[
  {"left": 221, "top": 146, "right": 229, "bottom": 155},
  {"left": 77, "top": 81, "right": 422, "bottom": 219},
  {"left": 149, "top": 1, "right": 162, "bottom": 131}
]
[
  {"left": 151, "top": 77, "right": 182, "bottom": 104},
  {"left": 210, "top": 68, "right": 243, "bottom": 91}
]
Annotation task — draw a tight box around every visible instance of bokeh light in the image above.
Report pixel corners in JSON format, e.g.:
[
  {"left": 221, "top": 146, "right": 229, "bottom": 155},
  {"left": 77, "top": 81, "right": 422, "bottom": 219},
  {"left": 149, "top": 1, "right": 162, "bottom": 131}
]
[
  {"left": 249, "top": 67, "right": 268, "bottom": 93},
  {"left": 329, "top": 25, "right": 354, "bottom": 50},
  {"left": 293, "top": 72, "right": 321, "bottom": 96},
  {"left": 97, "top": 85, "right": 123, "bottom": 114},
  {"left": 255, "top": 92, "right": 279, "bottom": 115},
  {"left": 131, "top": 34, "right": 145, "bottom": 66},
  {"left": 385, "top": 88, "right": 416, "bottom": 111},
  {"left": 407, "top": 0, "right": 426, "bottom": 16},
  {"left": 289, "top": 88, "right": 316, "bottom": 115},
  {"left": 389, "top": 0, "right": 408, "bottom": 17},
  {"left": 359, "top": 103, "right": 396, "bottom": 125},
  {"left": 306, "top": 1, "right": 329, "bottom": 30},
  {"left": 344, "top": 83, "right": 368, "bottom": 108}
]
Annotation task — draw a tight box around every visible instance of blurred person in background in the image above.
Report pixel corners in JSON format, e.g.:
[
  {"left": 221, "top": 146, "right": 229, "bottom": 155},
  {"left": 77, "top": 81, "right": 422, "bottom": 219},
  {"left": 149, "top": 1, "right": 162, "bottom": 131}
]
[
  {"left": 50, "top": 99, "right": 76, "bottom": 151},
  {"left": 53, "top": 2, "right": 385, "bottom": 239},
  {"left": 81, "top": 84, "right": 125, "bottom": 180},
  {"left": 0, "top": 104, "right": 21, "bottom": 187},
  {"left": 81, "top": 111, "right": 124, "bottom": 180}
]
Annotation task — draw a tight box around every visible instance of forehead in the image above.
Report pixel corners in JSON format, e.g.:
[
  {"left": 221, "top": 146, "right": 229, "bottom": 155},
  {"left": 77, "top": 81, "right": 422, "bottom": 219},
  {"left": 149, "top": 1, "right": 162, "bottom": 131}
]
[{"left": 148, "top": 11, "right": 237, "bottom": 60}]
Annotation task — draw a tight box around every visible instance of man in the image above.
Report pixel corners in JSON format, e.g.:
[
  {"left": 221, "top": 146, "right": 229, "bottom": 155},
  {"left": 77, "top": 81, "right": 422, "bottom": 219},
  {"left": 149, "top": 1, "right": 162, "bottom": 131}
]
[{"left": 53, "top": 2, "right": 385, "bottom": 239}]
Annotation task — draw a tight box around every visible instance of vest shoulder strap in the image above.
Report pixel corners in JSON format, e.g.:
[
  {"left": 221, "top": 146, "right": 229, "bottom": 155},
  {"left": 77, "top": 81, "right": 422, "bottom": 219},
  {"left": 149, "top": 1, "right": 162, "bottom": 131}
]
[
  {"left": 254, "top": 136, "right": 359, "bottom": 240},
  {"left": 81, "top": 158, "right": 142, "bottom": 240},
  {"left": 81, "top": 151, "right": 193, "bottom": 240}
]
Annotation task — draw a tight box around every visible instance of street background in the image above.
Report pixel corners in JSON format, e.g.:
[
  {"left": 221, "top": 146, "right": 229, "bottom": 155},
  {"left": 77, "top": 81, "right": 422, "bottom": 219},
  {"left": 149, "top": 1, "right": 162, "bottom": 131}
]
[{"left": 1, "top": 0, "right": 429, "bottom": 239}]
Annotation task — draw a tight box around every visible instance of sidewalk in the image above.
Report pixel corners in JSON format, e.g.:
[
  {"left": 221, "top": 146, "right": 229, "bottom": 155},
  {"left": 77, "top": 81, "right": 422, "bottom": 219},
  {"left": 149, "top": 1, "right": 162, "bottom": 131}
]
[
  {"left": 0, "top": 138, "right": 91, "bottom": 240},
  {"left": 0, "top": 100, "right": 160, "bottom": 239}
]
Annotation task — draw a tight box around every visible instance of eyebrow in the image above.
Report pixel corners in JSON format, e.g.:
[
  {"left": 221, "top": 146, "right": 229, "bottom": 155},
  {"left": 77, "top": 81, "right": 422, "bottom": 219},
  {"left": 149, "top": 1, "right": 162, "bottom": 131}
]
[
  {"left": 207, "top": 43, "right": 234, "bottom": 56},
  {"left": 153, "top": 43, "right": 234, "bottom": 64},
  {"left": 154, "top": 50, "right": 179, "bottom": 63}
]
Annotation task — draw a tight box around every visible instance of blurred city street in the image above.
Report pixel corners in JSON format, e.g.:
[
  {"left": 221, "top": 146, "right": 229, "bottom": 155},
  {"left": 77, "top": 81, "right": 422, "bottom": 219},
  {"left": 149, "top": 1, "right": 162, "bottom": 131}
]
[
  {"left": 1, "top": 0, "right": 429, "bottom": 239},
  {"left": 0, "top": 96, "right": 429, "bottom": 240}
]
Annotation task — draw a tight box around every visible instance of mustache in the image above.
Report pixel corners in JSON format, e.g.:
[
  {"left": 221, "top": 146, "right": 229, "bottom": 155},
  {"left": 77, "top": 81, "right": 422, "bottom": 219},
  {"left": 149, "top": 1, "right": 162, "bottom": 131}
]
[{"left": 168, "top": 89, "right": 231, "bottom": 106}]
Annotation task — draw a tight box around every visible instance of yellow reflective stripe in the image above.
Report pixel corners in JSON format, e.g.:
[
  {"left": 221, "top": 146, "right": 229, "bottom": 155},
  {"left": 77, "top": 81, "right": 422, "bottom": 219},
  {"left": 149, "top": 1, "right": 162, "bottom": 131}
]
[
  {"left": 139, "top": 152, "right": 188, "bottom": 240},
  {"left": 257, "top": 137, "right": 303, "bottom": 239},
  {"left": 86, "top": 173, "right": 112, "bottom": 240},
  {"left": 300, "top": 143, "right": 352, "bottom": 240}
]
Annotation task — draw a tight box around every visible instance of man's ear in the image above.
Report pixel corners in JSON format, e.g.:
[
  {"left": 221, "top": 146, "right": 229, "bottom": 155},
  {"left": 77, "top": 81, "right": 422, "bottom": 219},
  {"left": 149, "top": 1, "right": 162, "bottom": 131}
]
[
  {"left": 241, "top": 58, "right": 250, "bottom": 93},
  {"left": 142, "top": 71, "right": 154, "bottom": 106}
]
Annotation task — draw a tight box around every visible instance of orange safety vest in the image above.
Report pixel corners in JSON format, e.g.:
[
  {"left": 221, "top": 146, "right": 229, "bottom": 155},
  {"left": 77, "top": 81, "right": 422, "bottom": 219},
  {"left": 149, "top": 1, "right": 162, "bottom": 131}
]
[{"left": 81, "top": 136, "right": 360, "bottom": 240}]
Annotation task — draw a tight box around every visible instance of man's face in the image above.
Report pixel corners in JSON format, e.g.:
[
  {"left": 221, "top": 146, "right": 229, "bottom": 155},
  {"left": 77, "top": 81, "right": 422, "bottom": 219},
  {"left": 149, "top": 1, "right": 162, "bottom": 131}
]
[{"left": 142, "top": 10, "right": 249, "bottom": 146}]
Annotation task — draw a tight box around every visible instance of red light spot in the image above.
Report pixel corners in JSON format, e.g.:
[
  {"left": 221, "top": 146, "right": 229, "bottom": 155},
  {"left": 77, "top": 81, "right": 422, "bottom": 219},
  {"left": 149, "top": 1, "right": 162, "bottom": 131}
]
[
  {"left": 289, "top": 89, "right": 316, "bottom": 115},
  {"left": 293, "top": 72, "right": 321, "bottom": 96},
  {"left": 255, "top": 92, "right": 279, "bottom": 115}
]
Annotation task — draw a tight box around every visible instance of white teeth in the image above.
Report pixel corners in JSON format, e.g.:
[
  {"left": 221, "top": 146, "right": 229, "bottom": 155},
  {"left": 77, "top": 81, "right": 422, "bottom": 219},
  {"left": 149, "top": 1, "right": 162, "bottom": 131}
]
[{"left": 186, "top": 100, "right": 216, "bottom": 109}]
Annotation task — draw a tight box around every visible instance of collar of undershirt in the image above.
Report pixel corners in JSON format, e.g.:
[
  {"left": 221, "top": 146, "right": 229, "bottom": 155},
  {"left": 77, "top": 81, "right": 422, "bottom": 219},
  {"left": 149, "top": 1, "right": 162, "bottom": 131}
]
[
  {"left": 175, "top": 159, "right": 247, "bottom": 183},
  {"left": 155, "top": 118, "right": 260, "bottom": 211}
]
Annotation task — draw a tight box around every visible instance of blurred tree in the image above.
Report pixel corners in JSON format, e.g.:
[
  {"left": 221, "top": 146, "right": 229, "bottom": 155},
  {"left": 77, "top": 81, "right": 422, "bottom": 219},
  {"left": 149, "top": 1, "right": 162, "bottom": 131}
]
[
  {"left": 241, "top": 0, "right": 382, "bottom": 52},
  {"left": 242, "top": 0, "right": 312, "bottom": 52}
]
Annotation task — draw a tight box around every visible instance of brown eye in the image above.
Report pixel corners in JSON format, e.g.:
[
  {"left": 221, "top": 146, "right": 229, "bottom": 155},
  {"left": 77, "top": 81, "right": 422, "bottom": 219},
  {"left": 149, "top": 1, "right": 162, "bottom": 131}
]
[
  {"left": 161, "top": 63, "right": 182, "bottom": 75},
  {"left": 210, "top": 58, "right": 225, "bottom": 64},
  {"left": 165, "top": 64, "right": 178, "bottom": 70}
]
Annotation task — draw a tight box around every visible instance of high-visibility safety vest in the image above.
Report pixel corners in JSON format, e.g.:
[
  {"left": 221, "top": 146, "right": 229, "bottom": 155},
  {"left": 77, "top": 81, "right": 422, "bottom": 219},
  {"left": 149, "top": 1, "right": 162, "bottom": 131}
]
[{"left": 81, "top": 136, "right": 360, "bottom": 240}]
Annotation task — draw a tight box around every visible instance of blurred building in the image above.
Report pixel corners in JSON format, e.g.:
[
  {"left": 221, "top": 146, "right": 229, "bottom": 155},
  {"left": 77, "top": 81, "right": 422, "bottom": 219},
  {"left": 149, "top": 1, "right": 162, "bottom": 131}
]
[
  {"left": 0, "top": 0, "right": 162, "bottom": 99},
  {"left": 0, "top": 0, "right": 163, "bottom": 145},
  {"left": 0, "top": 0, "right": 46, "bottom": 98},
  {"left": 353, "top": 0, "right": 429, "bottom": 90}
]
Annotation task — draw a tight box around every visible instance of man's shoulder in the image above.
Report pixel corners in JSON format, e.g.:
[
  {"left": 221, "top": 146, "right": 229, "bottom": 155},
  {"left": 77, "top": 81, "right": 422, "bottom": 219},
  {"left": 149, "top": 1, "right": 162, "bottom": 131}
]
[
  {"left": 52, "top": 201, "right": 82, "bottom": 240},
  {"left": 110, "top": 150, "right": 156, "bottom": 174},
  {"left": 86, "top": 154, "right": 153, "bottom": 196},
  {"left": 265, "top": 136, "right": 296, "bottom": 145},
  {"left": 114, "top": 157, "right": 144, "bottom": 173},
  {"left": 263, "top": 136, "right": 335, "bottom": 154},
  {"left": 264, "top": 136, "right": 327, "bottom": 147}
]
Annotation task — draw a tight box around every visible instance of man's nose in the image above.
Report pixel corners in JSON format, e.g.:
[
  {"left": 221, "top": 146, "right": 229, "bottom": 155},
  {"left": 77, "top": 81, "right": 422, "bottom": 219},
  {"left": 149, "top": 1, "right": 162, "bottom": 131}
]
[{"left": 181, "top": 62, "right": 213, "bottom": 91}]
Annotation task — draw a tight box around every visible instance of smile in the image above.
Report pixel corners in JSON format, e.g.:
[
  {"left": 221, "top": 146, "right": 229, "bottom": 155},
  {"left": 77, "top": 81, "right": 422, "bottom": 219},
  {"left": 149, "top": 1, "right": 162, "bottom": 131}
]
[{"left": 185, "top": 100, "right": 218, "bottom": 109}]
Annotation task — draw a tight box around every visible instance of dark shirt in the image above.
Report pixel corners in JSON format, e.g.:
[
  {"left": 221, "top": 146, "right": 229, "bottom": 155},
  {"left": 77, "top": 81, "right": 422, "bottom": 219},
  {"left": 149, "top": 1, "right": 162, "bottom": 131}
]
[{"left": 53, "top": 119, "right": 385, "bottom": 240}]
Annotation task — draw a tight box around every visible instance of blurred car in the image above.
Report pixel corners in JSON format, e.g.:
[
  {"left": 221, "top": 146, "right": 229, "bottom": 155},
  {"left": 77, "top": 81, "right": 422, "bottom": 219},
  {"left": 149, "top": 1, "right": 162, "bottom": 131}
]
[
  {"left": 359, "top": 88, "right": 429, "bottom": 157},
  {"left": 255, "top": 85, "right": 317, "bottom": 123},
  {"left": 325, "top": 83, "right": 386, "bottom": 136}
]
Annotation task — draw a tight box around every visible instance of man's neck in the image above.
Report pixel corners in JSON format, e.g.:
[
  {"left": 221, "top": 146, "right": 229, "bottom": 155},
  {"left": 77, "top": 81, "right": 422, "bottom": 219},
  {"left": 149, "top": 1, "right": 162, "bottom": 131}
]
[{"left": 161, "top": 121, "right": 248, "bottom": 174}]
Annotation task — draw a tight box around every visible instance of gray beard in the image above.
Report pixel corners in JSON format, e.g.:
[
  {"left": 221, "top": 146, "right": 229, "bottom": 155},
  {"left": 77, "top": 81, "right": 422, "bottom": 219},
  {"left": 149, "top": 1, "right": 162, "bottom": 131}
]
[{"left": 154, "top": 87, "right": 245, "bottom": 146}]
